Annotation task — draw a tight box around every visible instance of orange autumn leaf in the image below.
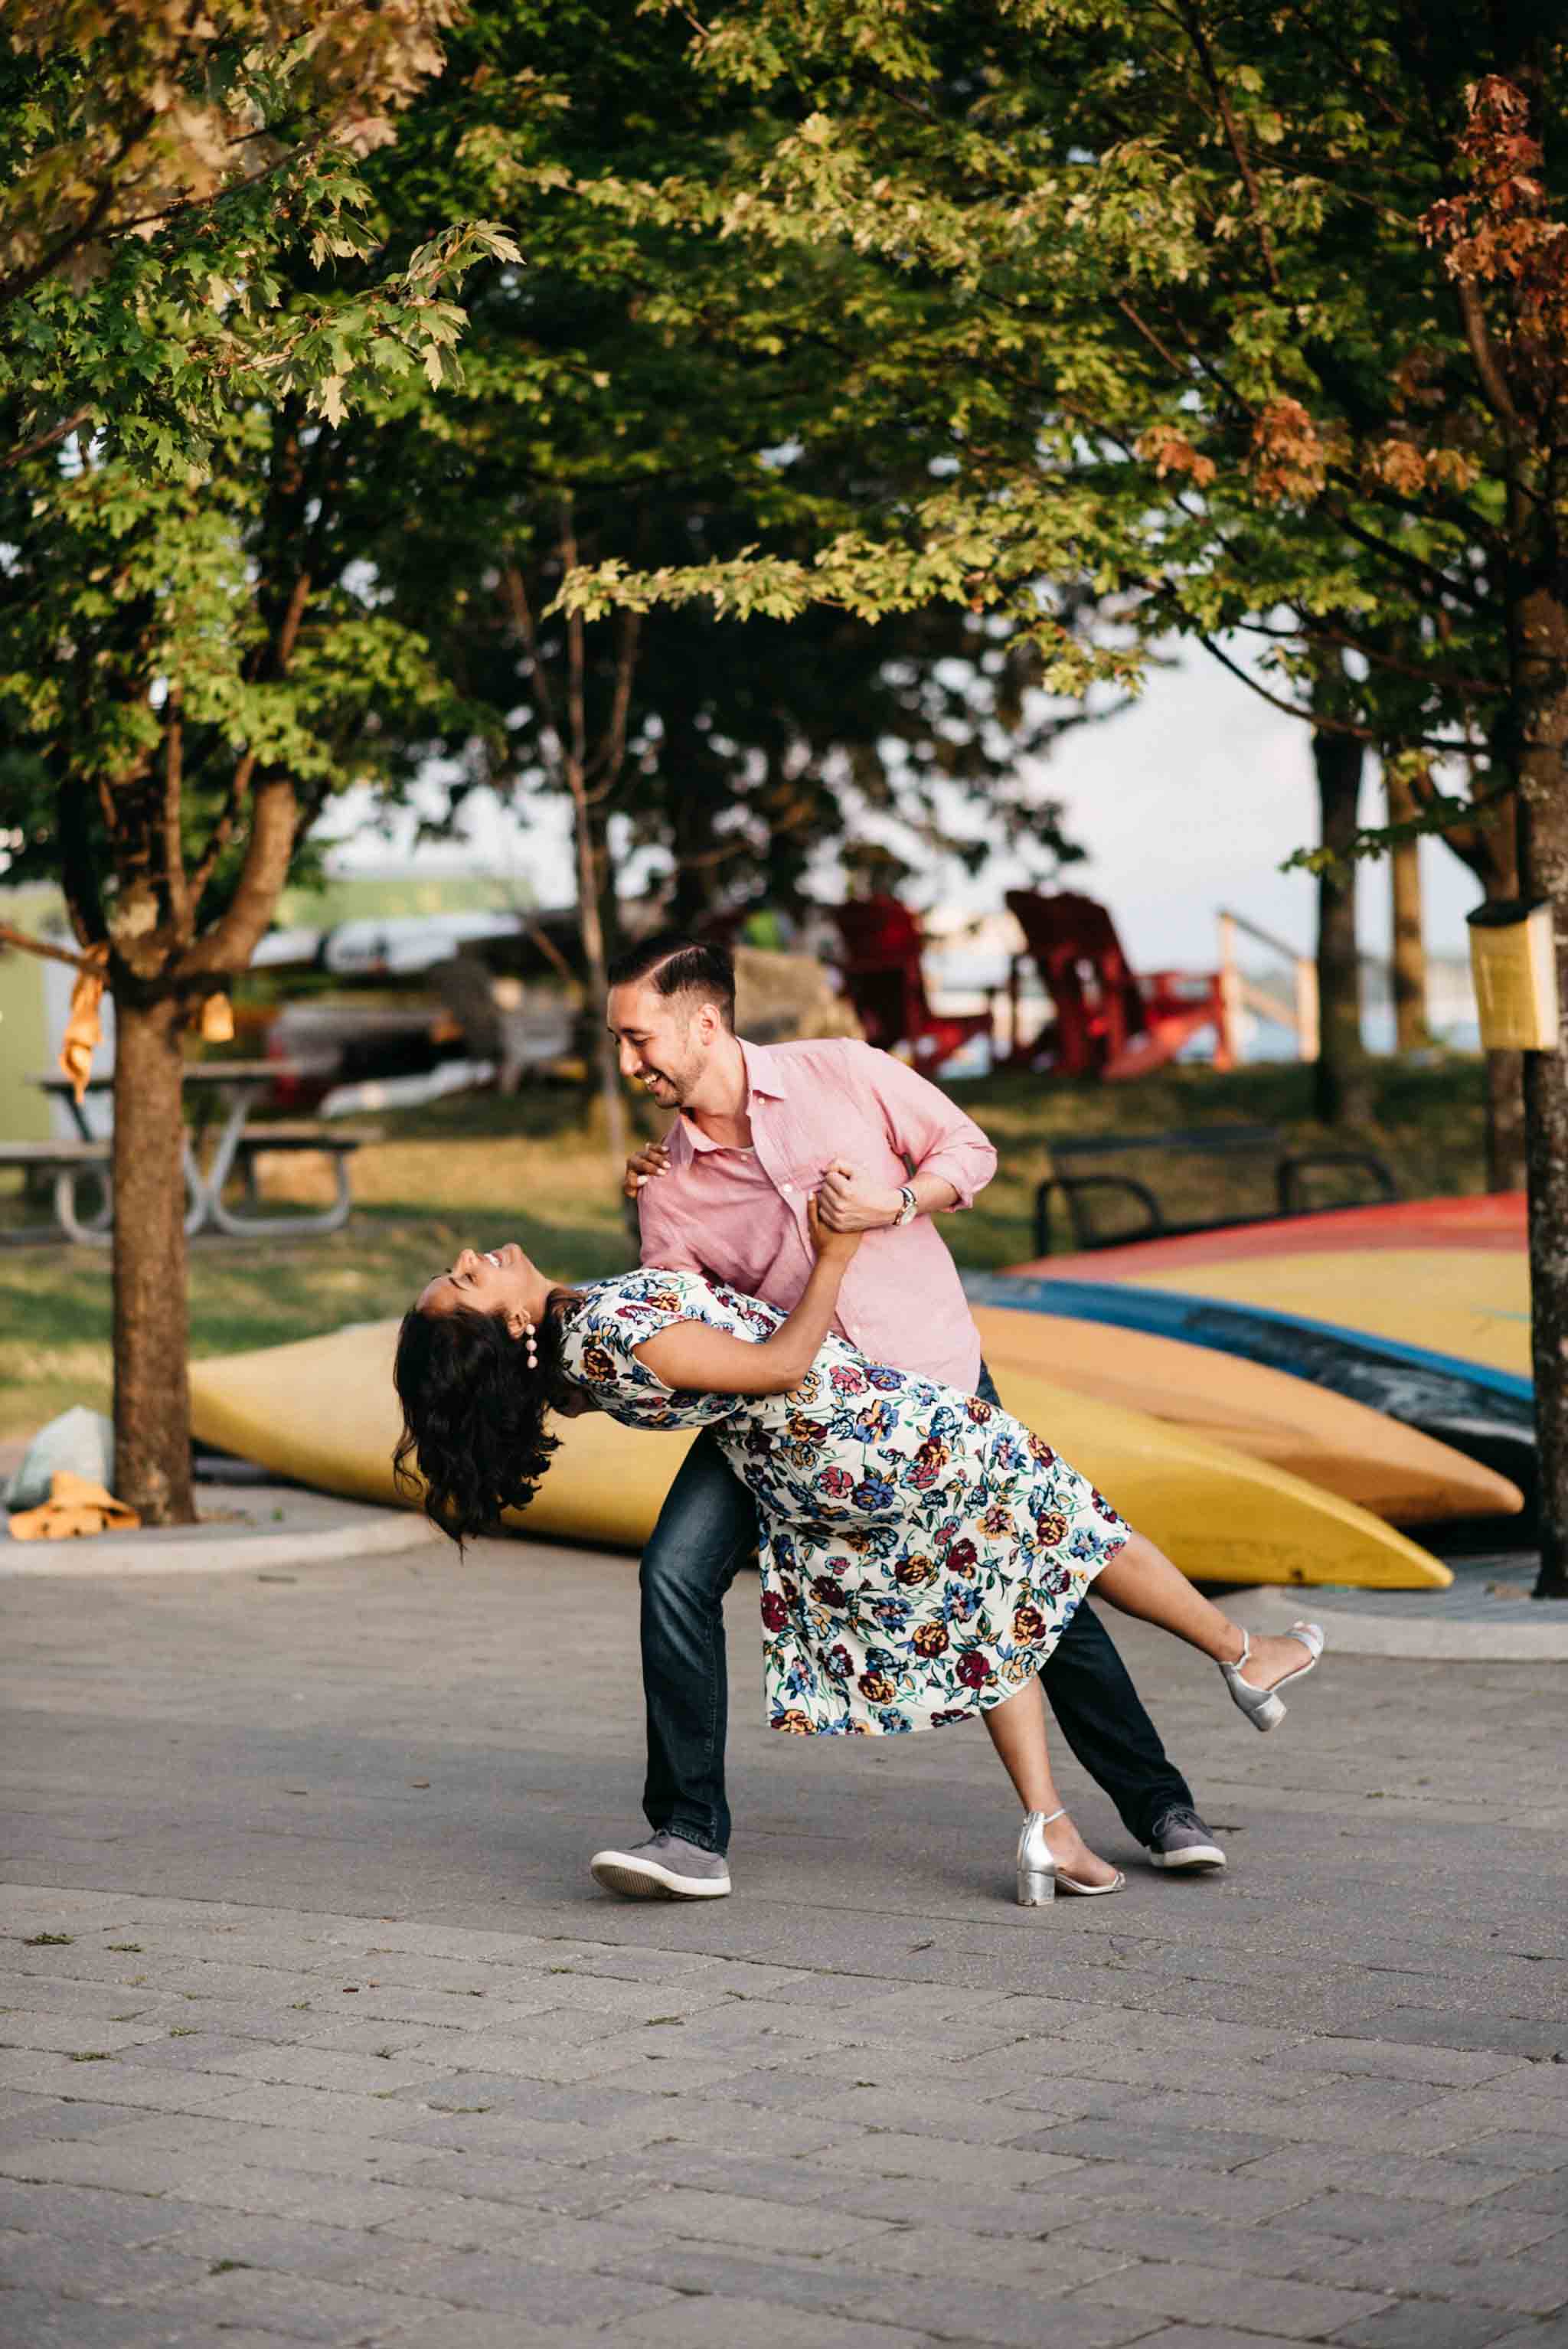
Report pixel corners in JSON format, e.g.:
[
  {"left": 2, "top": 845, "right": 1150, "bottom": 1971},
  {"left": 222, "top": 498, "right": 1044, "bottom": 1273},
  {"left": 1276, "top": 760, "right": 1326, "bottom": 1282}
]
[{"left": 1135, "top": 427, "right": 1217, "bottom": 487}]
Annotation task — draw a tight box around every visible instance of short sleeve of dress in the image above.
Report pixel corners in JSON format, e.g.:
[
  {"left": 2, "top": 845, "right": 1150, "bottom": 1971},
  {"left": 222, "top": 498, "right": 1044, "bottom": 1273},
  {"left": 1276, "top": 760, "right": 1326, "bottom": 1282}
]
[{"left": 558, "top": 1268, "right": 770, "bottom": 1431}]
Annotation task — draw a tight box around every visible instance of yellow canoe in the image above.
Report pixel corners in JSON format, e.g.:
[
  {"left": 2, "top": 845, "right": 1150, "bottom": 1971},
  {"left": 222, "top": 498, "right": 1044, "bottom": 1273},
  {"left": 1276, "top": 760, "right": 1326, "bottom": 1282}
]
[
  {"left": 972, "top": 1306, "right": 1520, "bottom": 1525},
  {"left": 189, "top": 1318, "right": 1452, "bottom": 1589},
  {"left": 1131, "top": 1249, "right": 1531, "bottom": 1384}
]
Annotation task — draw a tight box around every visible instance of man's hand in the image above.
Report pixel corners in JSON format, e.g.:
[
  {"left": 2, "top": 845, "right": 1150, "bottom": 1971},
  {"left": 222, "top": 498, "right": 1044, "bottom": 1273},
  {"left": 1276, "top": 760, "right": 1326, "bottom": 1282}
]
[
  {"left": 815, "top": 1159, "right": 904, "bottom": 1233},
  {"left": 622, "top": 1139, "right": 671, "bottom": 1202}
]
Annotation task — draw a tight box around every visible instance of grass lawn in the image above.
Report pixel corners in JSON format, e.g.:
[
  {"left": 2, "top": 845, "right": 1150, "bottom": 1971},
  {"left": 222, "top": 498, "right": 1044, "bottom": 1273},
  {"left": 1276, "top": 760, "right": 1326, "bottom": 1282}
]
[{"left": 0, "top": 1054, "right": 1491, "bottom": 1442}]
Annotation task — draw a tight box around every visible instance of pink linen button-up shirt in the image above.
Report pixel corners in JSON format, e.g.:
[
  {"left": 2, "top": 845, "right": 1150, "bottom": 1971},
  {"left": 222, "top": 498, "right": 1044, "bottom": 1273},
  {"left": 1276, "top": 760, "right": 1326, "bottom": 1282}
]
[{"left": 636, "top": 1037, "right": 997, "bottom": 1393}]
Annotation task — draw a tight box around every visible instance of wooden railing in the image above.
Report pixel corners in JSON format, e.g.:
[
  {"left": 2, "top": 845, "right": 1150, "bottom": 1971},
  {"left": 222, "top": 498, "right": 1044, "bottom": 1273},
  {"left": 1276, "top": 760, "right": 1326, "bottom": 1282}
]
[{"left": 1217, "top": 908, "right": 1319, "bottom": 1062}]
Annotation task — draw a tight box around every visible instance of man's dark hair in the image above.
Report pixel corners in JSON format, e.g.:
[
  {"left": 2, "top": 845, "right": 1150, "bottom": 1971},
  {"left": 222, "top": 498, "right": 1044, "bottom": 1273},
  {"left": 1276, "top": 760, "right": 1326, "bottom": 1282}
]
[{"left": 606, "top": 932, "right": 736, "bottom": 1029}]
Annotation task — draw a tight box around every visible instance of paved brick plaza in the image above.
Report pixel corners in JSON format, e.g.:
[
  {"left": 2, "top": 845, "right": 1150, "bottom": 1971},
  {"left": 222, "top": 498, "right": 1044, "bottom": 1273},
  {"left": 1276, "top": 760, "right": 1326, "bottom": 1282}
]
[{"left": 2, "top": 1537, "right": 1566, "bottom": 2347}]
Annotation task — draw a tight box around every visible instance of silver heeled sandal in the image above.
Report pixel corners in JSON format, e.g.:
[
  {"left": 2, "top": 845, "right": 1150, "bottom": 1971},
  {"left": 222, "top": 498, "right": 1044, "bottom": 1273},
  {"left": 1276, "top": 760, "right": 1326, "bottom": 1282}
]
[
  {"left": 1017, "top": 1808, "right": 1125, "bottom": 1905},
  {"left": 1220, "top": 1622, "right": 1325, "bottom": 1733}
]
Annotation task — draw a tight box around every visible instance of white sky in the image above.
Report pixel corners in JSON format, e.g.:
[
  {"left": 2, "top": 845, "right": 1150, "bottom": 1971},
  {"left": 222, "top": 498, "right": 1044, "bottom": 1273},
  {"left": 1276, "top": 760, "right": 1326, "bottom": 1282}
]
[{"left": 334, "top": 642, "right": 1485, "bottom": 971}]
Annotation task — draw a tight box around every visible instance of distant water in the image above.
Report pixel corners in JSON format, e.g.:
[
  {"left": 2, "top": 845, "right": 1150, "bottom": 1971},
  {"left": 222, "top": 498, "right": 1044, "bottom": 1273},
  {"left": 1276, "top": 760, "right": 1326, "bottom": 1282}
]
[{"left": 929, "top": 982, "right": 1481, "bottom": 1080}]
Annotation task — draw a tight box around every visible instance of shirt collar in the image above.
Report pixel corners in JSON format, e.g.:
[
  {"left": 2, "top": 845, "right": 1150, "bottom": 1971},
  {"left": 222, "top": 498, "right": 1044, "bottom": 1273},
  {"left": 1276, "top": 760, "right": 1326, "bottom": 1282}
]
[
  {"left": 739, "top": 1039, "right": 785, "bottom": 1099},
  {"left": 678, "top": 1037, "right": 780, "bottom": 1152}
]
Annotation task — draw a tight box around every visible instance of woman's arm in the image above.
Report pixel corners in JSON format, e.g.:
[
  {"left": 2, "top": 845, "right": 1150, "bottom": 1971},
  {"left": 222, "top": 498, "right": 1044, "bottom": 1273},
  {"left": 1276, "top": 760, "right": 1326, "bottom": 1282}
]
[{"left": 632, "top": 1197, "right": 861, "bottom": 1397}]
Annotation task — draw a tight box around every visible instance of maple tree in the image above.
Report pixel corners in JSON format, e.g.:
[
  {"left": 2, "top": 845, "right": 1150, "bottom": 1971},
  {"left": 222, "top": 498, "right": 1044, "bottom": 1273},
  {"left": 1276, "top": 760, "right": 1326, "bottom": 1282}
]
[
  {"left": 0, "top": 2, "right": 514, "bottom": 1521},
  {"left": 559, "top": 2, "right": 1568, "bottom": 1593}
]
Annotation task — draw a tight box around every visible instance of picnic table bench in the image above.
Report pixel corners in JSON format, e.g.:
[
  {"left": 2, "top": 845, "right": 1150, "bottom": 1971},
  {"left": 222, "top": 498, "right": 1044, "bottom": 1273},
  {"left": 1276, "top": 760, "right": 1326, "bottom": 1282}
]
[
  {"left": 5, "top": 1064, "right": 371, "bottom": 1243},
  {"left": 224, "top": 1123, "right": 368, "bottom": 1236},
  {"left": 0, "top": 1139, "right": 116, "bottom": 1245},
  {"left": 1032, "top": 1123, "right": 1399, "bottom": 1256}
]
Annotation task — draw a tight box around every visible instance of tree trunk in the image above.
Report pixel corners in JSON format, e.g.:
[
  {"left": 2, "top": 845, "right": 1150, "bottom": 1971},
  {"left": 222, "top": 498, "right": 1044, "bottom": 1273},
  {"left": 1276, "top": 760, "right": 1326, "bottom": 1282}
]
[
  {"left": 1515, "top": 583, "right": 1568, "bottom": 1599},
  {"left": 1485, "top": 1047, "right": 1527, "bottom": 1192},
  {"left": 570, "top": 781, "right": 628, "bottom": 1168},
  {"left": 1385, "top": 770, "right": 1428, "bottom": 1051},
  {"left": 1312, "top": 724, "right": 1374, "bottom": 1125},
  {"left": 110, "top": 989, "right": 192, "bottom": 1525}
]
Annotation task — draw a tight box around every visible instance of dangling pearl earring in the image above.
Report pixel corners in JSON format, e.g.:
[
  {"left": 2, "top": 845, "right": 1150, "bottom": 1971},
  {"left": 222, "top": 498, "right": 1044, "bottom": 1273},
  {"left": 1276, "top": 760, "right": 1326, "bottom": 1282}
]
[{"left": 521, "top": 1313, "right": 539, "bottom": 1371}]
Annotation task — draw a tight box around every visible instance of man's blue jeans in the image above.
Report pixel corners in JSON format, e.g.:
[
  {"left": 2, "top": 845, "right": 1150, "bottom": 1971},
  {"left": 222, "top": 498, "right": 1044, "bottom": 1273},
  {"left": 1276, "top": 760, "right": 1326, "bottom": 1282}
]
[{"left": 638, "top": 1362, "right": 1197, "bottom": 1854}]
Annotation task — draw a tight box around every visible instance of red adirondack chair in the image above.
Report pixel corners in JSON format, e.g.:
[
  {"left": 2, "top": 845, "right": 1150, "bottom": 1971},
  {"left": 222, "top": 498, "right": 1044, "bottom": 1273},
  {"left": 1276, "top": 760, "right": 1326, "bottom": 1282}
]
[
  {"left": 828, "top": 897, "right": 993, "bottom": 1076},
  {"left": 1005, "top": 890, "right": 1233, "bottom": 1080}
]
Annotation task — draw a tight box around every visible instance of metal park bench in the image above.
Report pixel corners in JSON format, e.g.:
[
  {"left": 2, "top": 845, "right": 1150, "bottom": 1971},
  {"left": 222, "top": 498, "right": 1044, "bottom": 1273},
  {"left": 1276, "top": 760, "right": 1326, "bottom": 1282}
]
[{"left": 1031, "top": 1124, "right": 1399, "bottom": 1256}]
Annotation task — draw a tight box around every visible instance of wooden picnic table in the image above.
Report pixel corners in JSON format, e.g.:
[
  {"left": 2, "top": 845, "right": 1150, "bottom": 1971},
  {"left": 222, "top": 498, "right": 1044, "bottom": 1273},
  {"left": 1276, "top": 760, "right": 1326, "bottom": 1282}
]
[{"left": 22, "top": 1063, "right": 364, "bottom": 1242}]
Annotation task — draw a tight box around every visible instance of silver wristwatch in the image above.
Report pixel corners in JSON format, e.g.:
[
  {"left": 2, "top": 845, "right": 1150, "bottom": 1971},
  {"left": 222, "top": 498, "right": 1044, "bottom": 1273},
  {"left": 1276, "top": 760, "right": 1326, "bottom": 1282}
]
[{"left": 893, "top": 1184, "right": 918, "bottom": 1227}]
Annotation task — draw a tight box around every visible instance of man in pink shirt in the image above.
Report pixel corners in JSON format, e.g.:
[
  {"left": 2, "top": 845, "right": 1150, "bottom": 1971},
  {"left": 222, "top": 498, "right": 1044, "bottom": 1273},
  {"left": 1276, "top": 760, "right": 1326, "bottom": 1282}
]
[{"left": 590, "top": 933, "right": 1223, "bottom": 1900}]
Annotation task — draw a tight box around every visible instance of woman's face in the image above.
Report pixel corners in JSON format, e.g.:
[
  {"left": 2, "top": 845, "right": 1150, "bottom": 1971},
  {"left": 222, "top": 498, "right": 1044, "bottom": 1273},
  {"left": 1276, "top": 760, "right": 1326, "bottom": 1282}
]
[{"left": 419, "top": 1242, "right": 542, "bottom": 1338}]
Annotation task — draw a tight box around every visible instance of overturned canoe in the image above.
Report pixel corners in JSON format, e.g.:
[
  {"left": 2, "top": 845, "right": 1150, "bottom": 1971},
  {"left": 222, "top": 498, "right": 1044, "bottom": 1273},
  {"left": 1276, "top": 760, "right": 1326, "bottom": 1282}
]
[
  {"left": 971, "top": 1304, "right": 1522, "bottom": 1526},
  {"left": 965, "top": 1272, "right": 1536, "bottom": 1508},
  {"left": 189, "top": 1315, "right": 1452, "bottom": 1588}
]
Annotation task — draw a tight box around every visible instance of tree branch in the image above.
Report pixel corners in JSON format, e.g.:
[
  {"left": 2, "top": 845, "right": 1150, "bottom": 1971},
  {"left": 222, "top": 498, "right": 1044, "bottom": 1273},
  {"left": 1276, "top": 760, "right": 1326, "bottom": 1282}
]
[
  {"left": 585, "top": 607, "right": 644, "bottom": 789},
  {"left": 1194, "top": 626, "right": 1485, "bottom": 752},
  {"left": 1452, "top": 273, "right": 1525, "bottom": 436},
  {"left": 162, "top": 698, "right": 191, "bottom": 943},
  {"left": 0, "top": 921, "right": 93, "bottom": 972},
  {"left": 2, "top": 405, "right": 93, "bottom": 472},
  {"left": 1176, "top": 2, "right": 1282, "bottom": 293}
]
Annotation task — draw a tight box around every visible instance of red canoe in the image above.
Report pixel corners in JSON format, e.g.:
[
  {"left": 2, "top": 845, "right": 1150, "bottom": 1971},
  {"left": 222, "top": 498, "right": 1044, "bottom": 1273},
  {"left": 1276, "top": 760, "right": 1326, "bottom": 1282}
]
[{"left": 1009, "top": 1193, "right": 1525, "bottom": 1282}]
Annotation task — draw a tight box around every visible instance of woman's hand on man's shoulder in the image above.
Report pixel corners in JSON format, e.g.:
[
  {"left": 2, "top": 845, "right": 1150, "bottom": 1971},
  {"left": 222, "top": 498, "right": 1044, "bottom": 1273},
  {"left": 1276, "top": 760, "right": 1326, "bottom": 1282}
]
[{"left": 622, "top": 1139, "right": 671, "bottom": 1199}]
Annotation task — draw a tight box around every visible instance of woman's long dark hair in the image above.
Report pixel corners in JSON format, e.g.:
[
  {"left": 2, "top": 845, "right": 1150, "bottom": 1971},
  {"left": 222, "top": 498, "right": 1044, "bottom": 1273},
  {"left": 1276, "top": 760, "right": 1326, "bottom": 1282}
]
[{"left": 393, "top": 1290, "right": 577, "bottom": 1547}]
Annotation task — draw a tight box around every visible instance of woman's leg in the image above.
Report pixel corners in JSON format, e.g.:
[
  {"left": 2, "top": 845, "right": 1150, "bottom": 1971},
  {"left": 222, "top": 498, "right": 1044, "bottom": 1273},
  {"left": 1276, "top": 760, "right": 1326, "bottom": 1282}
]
[
  {"left": 1093, "top": 1532, "right": 1316, "bottom": 1691},
  {"left": 982, "top": 1678, "right": 1120, "bottom": 1889}
]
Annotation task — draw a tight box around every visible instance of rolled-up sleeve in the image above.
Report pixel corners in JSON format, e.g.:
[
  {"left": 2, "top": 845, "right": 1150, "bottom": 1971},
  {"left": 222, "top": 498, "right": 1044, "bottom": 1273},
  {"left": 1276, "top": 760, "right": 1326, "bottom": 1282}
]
[{"left": 860, "top": 1044, "right": 998, "bottom": 1210}]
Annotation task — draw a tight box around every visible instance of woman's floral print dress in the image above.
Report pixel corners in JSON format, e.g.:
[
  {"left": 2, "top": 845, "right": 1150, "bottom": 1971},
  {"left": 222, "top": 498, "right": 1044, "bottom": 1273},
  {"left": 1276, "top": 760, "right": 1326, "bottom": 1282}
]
[{"left": 558, "top": 1269, "right": 1129, "bottom": 1738}]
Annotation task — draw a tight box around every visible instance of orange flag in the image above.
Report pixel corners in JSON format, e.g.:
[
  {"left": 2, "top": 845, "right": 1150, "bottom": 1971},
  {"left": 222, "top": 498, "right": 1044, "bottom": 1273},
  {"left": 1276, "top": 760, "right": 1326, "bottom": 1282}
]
[{"left": 57, "top": 945, "right": 109, "bottom": 1105}]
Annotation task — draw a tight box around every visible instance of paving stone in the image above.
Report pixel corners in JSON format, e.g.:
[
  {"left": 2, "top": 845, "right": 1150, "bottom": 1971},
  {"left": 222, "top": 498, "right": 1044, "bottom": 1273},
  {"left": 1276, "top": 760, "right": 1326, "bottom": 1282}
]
[
  {"left": 1446, "top": 2132, "right": 1568, "bottom": 2173},
  {"left": 608, "top": 2182, "right": 896, "bottom": 2256},
  {"left": 156, "top": 2207, "right": 438, "bottom": 2280},
  {"left": 844, "top": 2220, "right": 1125, "bottom": 2291},
  {"left": 1070, "top": 2256, "right": 1394, "bottom": 2338},
  {"left": 1283, "top": 2192, "right": 1563, "bottom": 2260},
  {"left": 1018, "top": 2116, "right": 1287, "bottom": 2171},
  {"left": 1328, "top": 2246, "right": 1568, "bottom": 2316},
  {"left": 1040, "top": 2160, "right": 1321, "bottom": 2227},
  {"left": 813, "top": 2131, "right": 1086, "bottom": 2193},
  {"left": 0, "top": 2290, "right": 220, "bottom": 2347},
  {"left": 368, "top": 2246, "right": 676, "bottom": 2324},
  {"left": 0, "top": 2177, "right": 206, "bottom": 2245},
  {"left": 1331, "top": 2307, "right": 1530, "bottom": 2349},
  {"left": 797, "top": 2085, "right": 1091, "bottom": 2145},
  {"left": 0, "top": 2096, "right": 149, "bottom": 2151},
  {"left": 374, "top": 2312, "right": 622, "bottom": 2349},
  {"left": 0, "top": 2230, "right": 213, "bottom": 2302},
  {"left": 1233, "top": 2149, "right": 1524, "bottom": 2205},
  {"left": 1113, "top": 2333, "right": 1317, "bottom": 2349},
  {"left": 0, "top": 2053, "right": 244, "bottom": 2115},
  {"left": 1067, "top": 2210, "right": 1352, "bottom": 2283},
  {"left": 142, "top": 2267, "right": 470, "bottom": 2343},
  {"left": 1414, "top": 2089, "right": 1568, "bottom": 2141},
  {"left": 1266, "top": 2042, "right": 1530, "bottom": 2089},
  {"left": 1486, "top": 2174, "right": 1568, "bottom": 2215},
  {"left": 616, "top": 2297, "right": 942, "bottom": 2349},
  {"left": 853, "top": 2269, "right": 1151, "bottom": 2344}
]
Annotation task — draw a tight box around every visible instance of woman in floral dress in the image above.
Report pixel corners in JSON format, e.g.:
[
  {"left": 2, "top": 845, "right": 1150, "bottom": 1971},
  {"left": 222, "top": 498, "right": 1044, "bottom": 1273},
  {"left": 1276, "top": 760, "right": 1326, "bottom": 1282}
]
[{"left": 394, "top": 1206, "right": 1323, "bottom": 1902}]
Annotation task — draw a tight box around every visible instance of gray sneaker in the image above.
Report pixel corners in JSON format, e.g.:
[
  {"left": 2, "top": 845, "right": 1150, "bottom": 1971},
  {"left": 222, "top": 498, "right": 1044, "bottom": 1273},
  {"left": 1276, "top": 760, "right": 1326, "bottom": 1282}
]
[
  {"left": 1147, "top": 1807, "right": 1227, "bottom": 1872},
  {"left": 590, "top": 1831, "right": 732, "bottom": 1901}
]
